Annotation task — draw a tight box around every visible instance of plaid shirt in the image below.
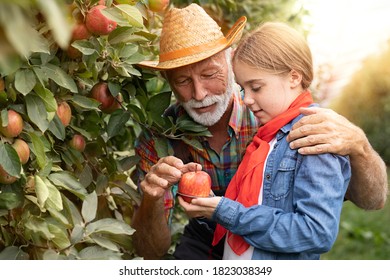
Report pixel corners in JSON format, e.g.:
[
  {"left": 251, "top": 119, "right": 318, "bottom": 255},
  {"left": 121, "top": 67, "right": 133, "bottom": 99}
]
[{"left": 135, "top": 90, "right": 259, "bottom": 222}]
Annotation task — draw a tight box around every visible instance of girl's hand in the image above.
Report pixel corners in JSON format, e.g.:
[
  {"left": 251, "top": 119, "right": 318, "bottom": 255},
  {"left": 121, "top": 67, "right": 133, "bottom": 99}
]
[{"left": 178, "top": 195, "right": 222, "bottom": 219}]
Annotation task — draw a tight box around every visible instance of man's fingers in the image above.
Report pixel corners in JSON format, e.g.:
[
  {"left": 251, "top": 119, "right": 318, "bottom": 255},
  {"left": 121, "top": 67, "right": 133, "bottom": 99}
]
[
  {"left": 296, "top": 144, "right": 332, "bottom": 155},
  {"left": 298, "top": 106, "right": 323, "bottom": 116},
  {"left": 179, "top": 162, "right": 202, "bottom": 173}
]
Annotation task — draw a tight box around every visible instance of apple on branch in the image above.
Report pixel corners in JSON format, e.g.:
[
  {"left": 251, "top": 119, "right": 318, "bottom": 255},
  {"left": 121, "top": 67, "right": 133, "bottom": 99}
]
[
  {"left": 178, "top": 170, "right": 212, "bottom": 203},
  {"left": 0, "top": 109, "right": 24, "bottom": 138}
]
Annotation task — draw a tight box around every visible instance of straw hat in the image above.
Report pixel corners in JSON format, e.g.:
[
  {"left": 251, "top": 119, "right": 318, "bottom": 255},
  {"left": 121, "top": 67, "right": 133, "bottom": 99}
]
[{"left": 138, "top": 4, "right": 247, "bottom": 70}]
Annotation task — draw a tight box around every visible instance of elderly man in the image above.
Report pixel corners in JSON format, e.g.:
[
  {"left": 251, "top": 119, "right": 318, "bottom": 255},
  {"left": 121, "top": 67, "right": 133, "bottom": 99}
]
[{"left": 132, "top": 4, "right": 388, "bottom": 260}]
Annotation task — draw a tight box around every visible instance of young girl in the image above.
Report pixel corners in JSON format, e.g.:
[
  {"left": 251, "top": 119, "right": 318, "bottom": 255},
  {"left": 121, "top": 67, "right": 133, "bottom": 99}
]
[{"left": 178, "top": 22, "right": 351, "bottom": 260}]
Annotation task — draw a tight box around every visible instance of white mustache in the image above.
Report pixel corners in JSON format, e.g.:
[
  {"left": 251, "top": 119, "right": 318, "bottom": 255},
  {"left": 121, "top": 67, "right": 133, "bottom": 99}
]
[{"left": 184, "top": 95, "right": 224, "bottom": 109}]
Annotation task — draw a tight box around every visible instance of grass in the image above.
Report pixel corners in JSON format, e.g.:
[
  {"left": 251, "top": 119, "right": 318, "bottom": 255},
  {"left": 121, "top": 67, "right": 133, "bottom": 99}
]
[{"left": 322, "top": 168, "right": 390, "bottom": 260}]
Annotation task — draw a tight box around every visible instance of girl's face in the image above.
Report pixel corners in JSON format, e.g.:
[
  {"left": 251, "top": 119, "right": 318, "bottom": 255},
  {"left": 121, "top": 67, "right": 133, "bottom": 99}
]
[{"left": 233, "top": 60, "right": 302, "bottom": 124}]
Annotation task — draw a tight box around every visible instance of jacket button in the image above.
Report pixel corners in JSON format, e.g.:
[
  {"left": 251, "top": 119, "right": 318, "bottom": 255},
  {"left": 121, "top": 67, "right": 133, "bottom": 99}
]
[{"left": 265, "top": 174, "right": 271, "bottom": 180}]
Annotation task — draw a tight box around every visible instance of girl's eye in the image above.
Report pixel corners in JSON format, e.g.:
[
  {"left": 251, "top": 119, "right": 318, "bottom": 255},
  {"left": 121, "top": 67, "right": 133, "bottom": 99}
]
[{"left": 252, "top": 87, "right": 261, "bottom": 92}]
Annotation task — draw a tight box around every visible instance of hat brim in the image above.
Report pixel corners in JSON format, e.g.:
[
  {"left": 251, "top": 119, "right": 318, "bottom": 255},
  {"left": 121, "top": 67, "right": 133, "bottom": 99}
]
[{"left": 138, "top": 16, "right": 247, "bottom": 70}]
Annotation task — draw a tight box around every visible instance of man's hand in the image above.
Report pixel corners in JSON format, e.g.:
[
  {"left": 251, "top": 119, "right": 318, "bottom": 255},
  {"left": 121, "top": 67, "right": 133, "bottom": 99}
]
[
  {"left": 287, "top": 107, "right": 365, "bottom": 156},
  {"left": 140, "top": 156, "right": 202, "bottom": 200}
]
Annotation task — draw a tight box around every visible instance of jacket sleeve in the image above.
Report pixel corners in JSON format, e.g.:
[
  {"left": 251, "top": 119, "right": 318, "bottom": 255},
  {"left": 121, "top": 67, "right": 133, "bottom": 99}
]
[{"left": 212, "top": 153, "right": 351, "bottom": 254}]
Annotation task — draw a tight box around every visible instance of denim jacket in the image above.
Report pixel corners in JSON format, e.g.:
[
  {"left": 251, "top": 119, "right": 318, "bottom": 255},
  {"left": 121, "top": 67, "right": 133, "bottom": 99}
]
[{"left": 212, "top": 114, "right": 351, "bottom": 260}]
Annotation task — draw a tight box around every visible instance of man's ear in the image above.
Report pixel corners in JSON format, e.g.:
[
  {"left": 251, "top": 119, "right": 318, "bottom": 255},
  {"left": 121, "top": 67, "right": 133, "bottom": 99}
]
[{"left": 289, "top": 69, "right": 302, "bottom": 88}]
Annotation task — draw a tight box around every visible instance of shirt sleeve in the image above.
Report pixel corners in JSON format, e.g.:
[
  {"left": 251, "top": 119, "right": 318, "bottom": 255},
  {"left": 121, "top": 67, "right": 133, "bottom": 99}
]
[
  {"left": 134, "top": 130, "right": 176, "bottom": 223},
  {"left": 212, "top": 153, "right": 351, "bottom": 254}
]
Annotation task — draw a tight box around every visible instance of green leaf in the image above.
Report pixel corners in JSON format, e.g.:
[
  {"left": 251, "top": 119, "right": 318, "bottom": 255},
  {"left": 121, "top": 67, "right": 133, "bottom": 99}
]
[
  {"left": 29, "top": 132, "right": 47, "bottom": 169},
  {"left": 48, "top": 223, "right": 71, "bottom": 250},
  {"left": 37, "top": 0, "right": 71, "bottom": 49},
  {"left": 108, "top": 27, "right": 149, "bottom": 45},
  {"left": 72, "top": 40, "right": 97, "bottom": 56},
  {"left": 34, "top": 85, "right": 57, "bottom": 114},
  {"left": 62, "top": 195, "right": 83, "bottom": 227},
  {"left": 78, "top": 246, "right": 122, "bottom": 260},
  {"left": 127, "top": 104, "right": 146, "bottom": 123},
  {"left": 81, "top": 191, "right": 97, "bottom": 224},
  {"left": 35, "top": 175, "right": 49, "bottom": 209},
  {"left": 0, "top": 184, "right": 24, "bottom": 210},
  {"left": 24, "top": 216, "right": 55, "bottom": 241},
  {"left": 72, "top": 95, "right": 101, "bottom": 110},
  {"left": 85, "top": 218, "right": 135, "bottom": 236},
  {"left": 0, "top": 142, "right": 21, "bottom": 177},
  {"left": 44, "top": 177, "right": 63, "bottom": 212},
  {"left": 48, "top": 172, "right": 88, "bottom": 200},
  {"left": 0, "top": 246, "right": 29, "bottom": 260},
  {"left": 146, "top": 91, "right": 172, "bottom": 116},
  {"left": 125, "top": 52, "right": 145, "bottom": 64},
  {"left": 118, "top": 44, "right": 138, "bottom": 58},
  {"left": 107, "top": 110, "right": 130, "bottom": 139},
  {"left": 25, "top": 93, "right": 50, "bottom": 132},
  {"left": 70, "top": 224, "right": 84, "bottom": 244},
  {"left": 121, "top": 63, "right": 141, "bottom": 76},
  {"left": 154, "top": 137, "right": 169, "bottom": 158},
  {"left": 90, "top": 235, "right": 120, "bottom": 252},
  {"left": 47, "top": 208, "right": 70, "bottom": 229},
  {"left": 48, "top": 114, "right": 66, "bottom": 141},
  {"left": 37, "top": 64, "right": 78, "bottom": 93},
  {"left": 181, "top": 137, "right": 204, "bottom": 150},
  {"left": 14, "top": 69, "right": 36, "bottom": 95},
  {"left": 103, "top": 5, "right": 143, "bottom": 28}
]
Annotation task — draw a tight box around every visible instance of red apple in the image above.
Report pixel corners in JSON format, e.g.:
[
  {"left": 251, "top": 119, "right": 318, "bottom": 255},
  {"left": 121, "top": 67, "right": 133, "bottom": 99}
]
[
  {"left": 104, "top": 93, "right": 123, "bottom": 113},
  {"left": 12, "top": 138, "right": 30, "bottom": 164},
  {"left": 69, "top": 134, "right": 86, "bottom": 152},
  {"left": 0, "top": 165, "right": 17, "bottom": 184},
  {"left": 148, "top": 0, "right": 169, "bottom": 13},
  {"left": 85, "top": 5, "right": 117, "bottom": 36},
  {"left": 90, "top": 82, "right": 117, "bottom": 113},
  {"left": 178, "top": 170, "right": 211, "bottom": 203},
  {"left": 56, "top": 101, "right": 72, "bottom": 127},
  {"left": 0, "top": 109, "right": 23, "bottom": 138}
]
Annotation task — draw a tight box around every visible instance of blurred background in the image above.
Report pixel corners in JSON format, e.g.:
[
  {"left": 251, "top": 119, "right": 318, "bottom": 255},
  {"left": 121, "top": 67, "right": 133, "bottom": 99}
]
[{"left": 300, "top": 0, "right": 390, "bottom": 260}]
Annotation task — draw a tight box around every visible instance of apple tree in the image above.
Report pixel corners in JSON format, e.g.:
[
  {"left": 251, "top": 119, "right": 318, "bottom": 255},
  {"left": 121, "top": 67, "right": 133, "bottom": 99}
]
[{"left": 0, "top": 0, "right": 208, "bottom": 260}]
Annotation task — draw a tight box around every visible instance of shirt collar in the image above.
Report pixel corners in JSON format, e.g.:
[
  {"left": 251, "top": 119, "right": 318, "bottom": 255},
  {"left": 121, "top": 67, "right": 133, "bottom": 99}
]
[{"left": 228, "top": 86, "right": 245, "bottom": 139}]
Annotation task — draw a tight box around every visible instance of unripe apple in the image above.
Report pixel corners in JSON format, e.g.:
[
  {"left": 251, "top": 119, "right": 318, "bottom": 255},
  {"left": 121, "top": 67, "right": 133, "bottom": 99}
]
[
  {"left": 90, "top": 82, "right": 117, "bottom": 113},
  {"left": 0, "top": 165, "right": 17, "bottom": 184},
  {"left": 69, "top": 134, "right": 86, "bottom": 152},
  {"left": 12, "top": 138, "right": 30, "bottom": 164},
  {"left": 178, "top": 170, "right": 212, "bottom": 203},
  {"left": 148, "top": 0, "right": 169, "bottom": 13},
  {"left": 0, "top": 109, "right": 23, "bottom": 138},
  {"left": 85, "top": 5, "right": 117, "bottom": 36},
  {"left": 56, "top": 101, "right": 72, "bottom": 127}
]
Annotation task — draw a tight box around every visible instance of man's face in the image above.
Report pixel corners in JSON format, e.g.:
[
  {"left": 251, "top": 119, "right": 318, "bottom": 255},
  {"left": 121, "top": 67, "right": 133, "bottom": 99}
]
[{"left": 165, "top": 51, "right": 235, "bottom": 126}]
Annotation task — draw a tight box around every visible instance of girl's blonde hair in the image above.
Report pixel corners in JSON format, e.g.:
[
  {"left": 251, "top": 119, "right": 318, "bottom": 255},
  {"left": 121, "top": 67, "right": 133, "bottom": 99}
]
[{"left": 233, "top": 22, "right": 313, "bottom": 89}]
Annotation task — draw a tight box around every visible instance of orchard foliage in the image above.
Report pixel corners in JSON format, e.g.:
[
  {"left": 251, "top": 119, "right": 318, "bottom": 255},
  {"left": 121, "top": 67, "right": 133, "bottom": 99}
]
[
  {"left": 0, "top": 0, "right": 306, "bottom": 259},
  {"left": 0, "top": 0, "right": 209, "bottom": 260}
]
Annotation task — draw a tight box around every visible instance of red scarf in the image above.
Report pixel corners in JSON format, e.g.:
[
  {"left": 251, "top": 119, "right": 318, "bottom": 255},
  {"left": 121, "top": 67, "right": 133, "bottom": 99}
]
[{"left": 212, "top": 91, "right": 313, "bottom": 255}]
